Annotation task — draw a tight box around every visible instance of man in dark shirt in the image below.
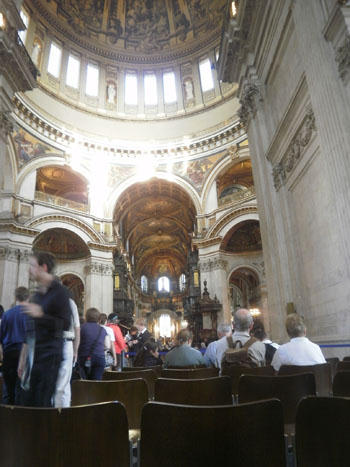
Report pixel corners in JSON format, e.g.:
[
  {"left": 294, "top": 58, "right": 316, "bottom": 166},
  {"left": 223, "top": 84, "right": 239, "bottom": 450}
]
[
  {"left": 18, "top": 251, "right": 71, "bottom": 407},
  {"left": 0, "top": 287, "right": 29, "bottom": 404},
  {"left": 133, "top": 317, "right": 152, "bottom": 355}
]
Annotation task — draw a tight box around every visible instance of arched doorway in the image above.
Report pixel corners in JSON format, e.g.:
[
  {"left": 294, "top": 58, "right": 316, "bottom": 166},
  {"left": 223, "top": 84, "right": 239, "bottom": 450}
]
[
  {"left": 229, "top": 267, "right": 261, "bottom": 314},
  {"left": 61, "top": 273, "right": 85, "bottom": 316}
]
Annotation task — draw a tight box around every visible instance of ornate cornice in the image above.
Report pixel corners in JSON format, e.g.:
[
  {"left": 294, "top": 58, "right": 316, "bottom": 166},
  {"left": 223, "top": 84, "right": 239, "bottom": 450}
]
[
  {"left": 0, "top": 222, "right": 38, "bottom": 237},
  {"left": 208, "top": 206, "right": 258, "bottom": 238},
  {"left": 27, "top": 214, "right": 102, "bottom": 243},
  {"left": 193, "top": 236, "right": 222, "bottom": 249},
  {"left": 13, "top": 95, "right": 245, "bottom": 162},
  {"left": 335, "top": 33, "right": 350, "bottom": 81},
  {"left": 272, "top": 108, "right": 316, "bottom": 191},
  {"left": 87, "top": 242, "right": 116, "bottom": 252}
]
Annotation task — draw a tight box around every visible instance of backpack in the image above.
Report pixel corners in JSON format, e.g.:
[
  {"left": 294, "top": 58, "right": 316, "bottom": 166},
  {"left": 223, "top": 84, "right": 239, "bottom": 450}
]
[
  {"left": 221, "top": 336, "right": 259, "bottom": 370},
  {"left": 264, "top": 343, "right": 277, "bottom": 365}
]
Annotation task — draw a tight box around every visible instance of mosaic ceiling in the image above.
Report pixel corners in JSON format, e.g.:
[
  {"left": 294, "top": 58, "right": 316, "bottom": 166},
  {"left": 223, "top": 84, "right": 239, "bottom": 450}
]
[
  {"left": 28, "top": 0, "right": 226, "bottom": 59},
  {"left": 114, "top": 179, "right": 196, "bottom": 278}
]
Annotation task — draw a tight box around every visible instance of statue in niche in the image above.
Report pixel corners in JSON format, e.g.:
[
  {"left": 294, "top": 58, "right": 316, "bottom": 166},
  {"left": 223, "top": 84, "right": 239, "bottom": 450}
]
[
  {"left": 107, "top": 82, "right": 117, "bottom": 104},
  {"left": 184, "top": 78, "right": 194, "bottom": 101},
  {"left": 31, "top": 40, "right": 42, "bottom": 67}
]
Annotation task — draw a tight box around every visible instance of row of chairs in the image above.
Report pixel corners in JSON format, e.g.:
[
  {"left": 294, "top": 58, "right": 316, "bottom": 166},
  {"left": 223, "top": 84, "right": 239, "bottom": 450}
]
[{"left": 0, "top": 396, "right": 349, "bottom": 466}]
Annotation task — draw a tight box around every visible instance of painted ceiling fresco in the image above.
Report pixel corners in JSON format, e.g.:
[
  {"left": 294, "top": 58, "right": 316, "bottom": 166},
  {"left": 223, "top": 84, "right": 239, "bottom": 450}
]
[
  {"left": 30, "top": 0, "right": 226, "bottom": 55},
  {"left": 36, "top": 166, "right": 88, "bottom": 204},
  {"left": 114, "top": 179, "right": 196, "bottom": 279},
  {"left": 12, "top": 126, "right": 64, "bottom": 168},
  {"left": 222, "top": 220, "right": 262, "bottom": 253},
  {"left": 33, "top": 228, "right": 91, "bottom": 259}
]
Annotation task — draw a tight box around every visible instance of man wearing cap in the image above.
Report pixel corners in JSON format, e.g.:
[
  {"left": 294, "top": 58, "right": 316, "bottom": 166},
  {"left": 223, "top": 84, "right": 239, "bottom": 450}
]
[{"left": 107, "top": 313, "right": 126, "bottom": 370}]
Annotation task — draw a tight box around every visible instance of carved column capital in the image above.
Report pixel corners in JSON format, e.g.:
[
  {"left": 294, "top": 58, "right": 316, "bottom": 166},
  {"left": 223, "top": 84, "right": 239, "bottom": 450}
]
[
  {"left": 199, "top": 258, "right": 228, "bottom": 272},
  {"left": 0, "top": 246, "right": 20, "bottom": 261},
  {"left": 238, "top": 78, "right": 264, "bottom": 127},
  {"left": 0, "top": 111, "right": 13, "bottom": 140}
]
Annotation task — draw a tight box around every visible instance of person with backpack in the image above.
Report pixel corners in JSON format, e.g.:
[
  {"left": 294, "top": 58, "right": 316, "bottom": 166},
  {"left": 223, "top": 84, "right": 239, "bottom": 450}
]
[{"left": 215, "top": 308, "right": 266, "bottom": 370}]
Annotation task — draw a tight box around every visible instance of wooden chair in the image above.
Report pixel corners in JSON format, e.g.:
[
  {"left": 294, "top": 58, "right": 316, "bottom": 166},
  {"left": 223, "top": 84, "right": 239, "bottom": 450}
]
[
  {"left": 71, "top": 379, "right": 148, "bottom": 429},
  {"left": 325, "top": 357, "right": 339, "bottom": 381},
  {"left": 333, "top": 371, "right": 350, "bottom": 397},
  {"left": 104, "top": 369, "right": 157, "bottom": 399},
  {"left": 342, "top": 356, "right": 350, "bottom": 361},
  {"left": 0, "top": 401, "right": 130, "bottom": 467},
  {"left": 295, "top": 396, "right": 350, "bottom": 467},
  {"left": 154, "top": 376, "right": 233, "bottom": 405},
  {"left": 336, "top": 360, "right": 350, "bottom": 372},
  {"left": 140, "top": 399, "right": 286, "bottom": 466},
  {"left": 123, "top": 365, "right": 162, "bottom": 377},
  {"left": 221, "top": 365, "right": 275, "bottom": 397},
  {"left": 278, "top": 363, "right": 331, "bottom": 396},
  {"left": 160, "top": 367, "right": 219, "bottom": 379},
  {"left": 238, "top": 373, "right": 316, "bottom": 430}
]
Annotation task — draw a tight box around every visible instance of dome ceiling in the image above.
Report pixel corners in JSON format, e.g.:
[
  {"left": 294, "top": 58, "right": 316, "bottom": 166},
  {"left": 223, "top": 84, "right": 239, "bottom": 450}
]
[{"left": 29, "top": 0, "right": 226, "bottom": 61}]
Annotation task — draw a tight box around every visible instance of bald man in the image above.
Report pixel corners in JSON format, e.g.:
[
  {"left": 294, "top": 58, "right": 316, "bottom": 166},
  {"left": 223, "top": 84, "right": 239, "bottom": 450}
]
[{"left": 215, "top": 308, "right": 266, "bottom": 369}]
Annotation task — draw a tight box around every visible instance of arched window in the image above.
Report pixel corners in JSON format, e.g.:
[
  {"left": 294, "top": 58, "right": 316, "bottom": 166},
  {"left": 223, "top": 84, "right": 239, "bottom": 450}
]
[
  {"left": 179, "top": 273, "right": 186, "bottom": 292},
  {"left": 158, "top": 276, "right": 170, "bottom": 292},
  {"left": 141, "top": 275, "right": 148, "bottom": 293}
]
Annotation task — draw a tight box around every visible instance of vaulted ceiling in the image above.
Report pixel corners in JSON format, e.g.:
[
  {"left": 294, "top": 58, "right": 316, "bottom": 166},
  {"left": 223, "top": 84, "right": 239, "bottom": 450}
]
[{"left": 114, "top": 179, "right": 196, "bottom": 279}]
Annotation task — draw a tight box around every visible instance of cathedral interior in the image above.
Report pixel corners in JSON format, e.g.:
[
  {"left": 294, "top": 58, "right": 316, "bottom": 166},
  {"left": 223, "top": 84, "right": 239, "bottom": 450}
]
[{"left": 0, "top": 0, "right": 349, "bottom": 357}]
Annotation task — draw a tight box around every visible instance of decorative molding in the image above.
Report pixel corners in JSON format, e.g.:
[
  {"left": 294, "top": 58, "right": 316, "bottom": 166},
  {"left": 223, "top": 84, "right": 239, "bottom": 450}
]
[
  {"left": 27, "top": 214, "right": 103, "bottom": 243},
  {"left": 199, "top": 257, "right": 228, "bottom": 272},
  {"left": 85, "top": 262, "right": 114, "bottom": 275},
  {"left": 0, "top": 112, "right": 14, "bottom": 138},
  {"left": 238, "top": 79, "right": 264, "bottom": 127},
  {"left": 335, "top": 34, "right": 350, "bottom": 81},
  {"left": 87, "top": 242, "right": 116, "bottom": 252},
  {"left": 272, "top": 108, "right": 316, "bottom": 191},
  {"left": 0, "top": 222, "right": 38, "bottom": 237},
  {"left": 193, "top": 236, "right": 222, "bottom": 249},
  {"left": 208, "top": 206, "right": 258, "bottom": 238}
]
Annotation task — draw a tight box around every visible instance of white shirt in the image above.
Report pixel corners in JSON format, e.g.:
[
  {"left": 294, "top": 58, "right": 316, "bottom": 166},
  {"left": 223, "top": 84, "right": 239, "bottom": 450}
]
[
  {"left": 102, "top": 325, "right": 115, "bottom": 343},
  {"left": 271, "top": 336, "right": 326, "bottom": 371}
]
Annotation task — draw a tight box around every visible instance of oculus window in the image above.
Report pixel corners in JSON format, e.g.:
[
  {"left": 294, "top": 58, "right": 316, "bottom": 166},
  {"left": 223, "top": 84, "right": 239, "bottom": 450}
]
[
  {"left": 141, "top": 275, "right": 148, "bottom": 293},
  {"left": 86, "top": 63, "right": 99, "bottom": 97},
  {"left": 19, "top": 10, "right": 29, "bottom": 44},
  {"left": 125, "top": 73, "right": 138, "bottom": 105},
  {"left": 158, "top": 276, "right": 170, "bottom": 293},
  {"left": 66, "top": 55, "right": 80, "bottom": 89},
  {"left": 199, "top": 58, "right": 214, "bottom": 92},
  {"left": 163, "top": 72, "right": 177, "bottom": 104},
  {"left": 47, "top": 42, "right": 62, "bottom": 78},
  {"left": 144, "top": 74, "right": 158, "bottom": 106}
]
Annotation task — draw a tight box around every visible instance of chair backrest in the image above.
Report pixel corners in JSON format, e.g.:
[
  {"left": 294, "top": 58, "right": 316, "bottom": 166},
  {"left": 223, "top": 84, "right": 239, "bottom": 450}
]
[
  {"left": 0, "top": 402, "right": 129, "bottom": 467},
  {"left": 325, "top": 357, "right": 339, "bottom": 380},
  {"left": 278, "top": 363, "right": 331, "bottom": 396},
  {"left": 221, "top": 365, "right": 275, "bottom": 396},
  {"left": 342, "top": 356, "right": 350, "bottom": 361},
  {"left": 336, "top": 360, "right": 350, "bottom": 373},
  {"left": 71, "top": 378, "right": 148, "bottom": 429},
  {"left": 154, "top": 376, "right": 233, "bottom": 405},
  {"left": 123, "top": 365, "right": 162, "bottom": 377},
  {"left": 104, "top": 369, "right": 157, "bottom": 399},
  {"left": 333, "top": 371, "right": 350, "bottom": 397},
  {"left": 140, "top": 399, "right": 286, "bottom": 467},
  {"left": 238, "top": 373, "right": 316, "bottom": 425},
  {"left": 160, "top": 367, "right": 219, "bottom": 379},
  {"left": 295, "top": 396, "right": 350, "bottom": 467}
]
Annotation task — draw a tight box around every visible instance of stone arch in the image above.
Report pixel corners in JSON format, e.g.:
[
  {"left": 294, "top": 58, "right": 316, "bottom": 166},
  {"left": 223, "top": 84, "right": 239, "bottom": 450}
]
[
  {"left": 106, "top": 171, "right": 202, "bottom": 218},
  {"left": 207, "top": 206, "right": 259, "bottom": 239},
  {"left": 26, "top": 214, "right": 104, "bottom": 244}
]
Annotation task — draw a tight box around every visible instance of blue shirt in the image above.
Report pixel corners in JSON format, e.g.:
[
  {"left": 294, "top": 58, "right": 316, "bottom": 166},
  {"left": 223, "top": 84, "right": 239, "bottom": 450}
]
[{"left": 0, "top": 305, "right": 27, "bottom": 352}]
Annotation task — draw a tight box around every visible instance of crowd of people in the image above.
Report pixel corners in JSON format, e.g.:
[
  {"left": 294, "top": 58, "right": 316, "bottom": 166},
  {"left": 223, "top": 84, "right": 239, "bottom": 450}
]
[{"left": 0, "top": 250, "right": 327, "bottom": 409}]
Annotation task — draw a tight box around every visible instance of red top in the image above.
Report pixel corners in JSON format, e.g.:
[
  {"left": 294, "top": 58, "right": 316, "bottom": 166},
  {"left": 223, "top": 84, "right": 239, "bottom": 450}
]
[{"left": 107, "top": 323, "right": 126, "bottom": 354}]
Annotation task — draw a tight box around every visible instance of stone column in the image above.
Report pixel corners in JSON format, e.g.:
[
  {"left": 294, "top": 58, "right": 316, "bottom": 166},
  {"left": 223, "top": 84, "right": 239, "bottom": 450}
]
[
  {"left": 0, "top": 246, "right": 20, "bottom": 309},
  {"left": 100, "top": 263, "right": 114, "bottom": 316},
  {"left": 17, "top": 249, "right": 31, "bottom": 288},
  {"left": 200, "top": 256, "right": 231, "bottom": 325},
  {"left": 84, "top": 259, "right": 114, "bottom": 315}
]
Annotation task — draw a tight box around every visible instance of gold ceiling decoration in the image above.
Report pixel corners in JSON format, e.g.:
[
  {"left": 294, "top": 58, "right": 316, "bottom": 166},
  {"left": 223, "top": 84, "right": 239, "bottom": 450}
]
[
  {"left": 114, "top": 179, "right": 196, "bottom": 278},
  {"left": 28, "top": 0, "right": 226, "bottom": 60}
]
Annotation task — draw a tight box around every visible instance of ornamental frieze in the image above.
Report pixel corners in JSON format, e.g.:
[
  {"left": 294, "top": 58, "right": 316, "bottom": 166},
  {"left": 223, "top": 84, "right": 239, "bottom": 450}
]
[{"left": 272, "top": 109, "right": 316, "bottom": 191}]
